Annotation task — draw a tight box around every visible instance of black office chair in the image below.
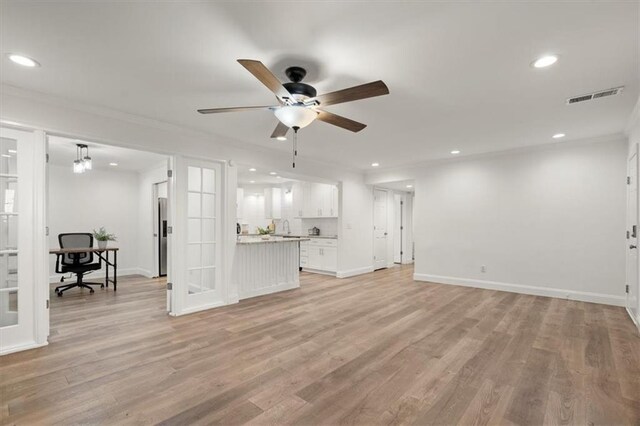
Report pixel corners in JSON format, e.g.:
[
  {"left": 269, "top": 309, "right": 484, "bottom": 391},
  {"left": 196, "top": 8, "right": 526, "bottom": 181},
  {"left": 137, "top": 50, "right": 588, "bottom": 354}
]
[{"left": 54, "top": 233, "right": 103, "bottom": 296}]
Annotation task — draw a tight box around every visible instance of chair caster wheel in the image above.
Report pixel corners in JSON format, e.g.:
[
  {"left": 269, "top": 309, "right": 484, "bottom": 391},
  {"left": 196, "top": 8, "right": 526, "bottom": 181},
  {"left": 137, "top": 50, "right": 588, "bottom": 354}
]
[
  {"left": 57, "top": 292, "right": 63, "bottom": 297},
  {"left": 101, "top": 284, "right": 105, "bottom": 288},
  {"left": 90, "top": 289, "right": 95, "bottom": 293}
]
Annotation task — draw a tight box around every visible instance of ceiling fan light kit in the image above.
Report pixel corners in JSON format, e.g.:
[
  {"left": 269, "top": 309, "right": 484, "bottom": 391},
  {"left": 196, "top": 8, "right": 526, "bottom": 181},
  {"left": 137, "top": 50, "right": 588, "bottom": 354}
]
[
  {"left": 197, "top": 59, "right": 389, "bottom": 168},
  {"left": 274, "top": 105, "right": 318, "bottom": 129}
]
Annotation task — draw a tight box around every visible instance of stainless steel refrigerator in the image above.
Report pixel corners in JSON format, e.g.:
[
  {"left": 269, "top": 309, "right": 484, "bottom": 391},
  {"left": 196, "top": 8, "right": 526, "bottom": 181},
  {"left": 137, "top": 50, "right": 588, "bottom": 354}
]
[{"left": 158, "top": 197, "right": 168, "bottom": 277}]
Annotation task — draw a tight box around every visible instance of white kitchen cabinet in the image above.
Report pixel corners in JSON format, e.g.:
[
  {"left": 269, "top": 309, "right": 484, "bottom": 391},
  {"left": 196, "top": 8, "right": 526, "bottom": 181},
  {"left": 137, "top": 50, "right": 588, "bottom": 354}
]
[
  {"left": 330, "top": 185, "right": 339, "bottom": 217},
  {"left": 301, "top": 238, "right": 337, "bottom": 273},
  {"left": 293, "top": 182, "right": 339, "bottom": 218},
  {"left": 292, "top": 182, "right": 304, "bottom": 218},
  {"left": 321, "top": 246, "right": 337, "bottom": 271},
  {"left": 236, "top": 187, "right": 244, "bottom": 219},
  {"left": 264, "top": 187, "right": 282, "bottom": 219}
]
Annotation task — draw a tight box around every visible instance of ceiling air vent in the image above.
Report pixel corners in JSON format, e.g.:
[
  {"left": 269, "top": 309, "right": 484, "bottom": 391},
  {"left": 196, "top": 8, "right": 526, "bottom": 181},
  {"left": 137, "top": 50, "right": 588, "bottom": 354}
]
[{"left": 566, "top": 87, "right": 624, "bottom": 105}]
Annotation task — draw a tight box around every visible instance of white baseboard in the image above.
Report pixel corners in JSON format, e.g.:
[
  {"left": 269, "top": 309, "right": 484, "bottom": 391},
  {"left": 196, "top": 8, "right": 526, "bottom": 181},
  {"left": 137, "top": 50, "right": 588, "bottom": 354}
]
[
  {"left": 49, "top": 267, "right": 149, "bottom": 283},
  {"left": 337, "top": 266, "right": 374, "bottom": 279},
  {"left": 169, "top": 300, "right": 228, "bottom": 316},
  {"left": 627, "top": 307, "right": 640, "bottom": 334},
  {"left": 413, "top": 273, "right": 626, "bottom": 307},
  {"left": 1, "top": 340, "right": 48, "bottom": 356},
  {"left": 239, "top": 280, "right": 299, "bottom": 300},
  {"left": 302, "top": 268, "right": 337, "bottom": 277}
]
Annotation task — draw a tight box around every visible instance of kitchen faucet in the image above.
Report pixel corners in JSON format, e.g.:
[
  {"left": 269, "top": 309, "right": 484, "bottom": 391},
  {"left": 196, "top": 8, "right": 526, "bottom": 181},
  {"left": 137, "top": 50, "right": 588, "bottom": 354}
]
[{"left": 282, "top": 219, "right": 291, "bottom": 235}]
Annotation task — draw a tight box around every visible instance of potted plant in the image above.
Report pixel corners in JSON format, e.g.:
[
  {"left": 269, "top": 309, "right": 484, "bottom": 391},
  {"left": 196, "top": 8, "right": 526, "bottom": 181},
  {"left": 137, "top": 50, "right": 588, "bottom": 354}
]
[
  {"left": 93, "top": 227, "right": 116, "bottom": 249},
  {"left": 257, "top": 227, "right": 272, "bottom": 240}
]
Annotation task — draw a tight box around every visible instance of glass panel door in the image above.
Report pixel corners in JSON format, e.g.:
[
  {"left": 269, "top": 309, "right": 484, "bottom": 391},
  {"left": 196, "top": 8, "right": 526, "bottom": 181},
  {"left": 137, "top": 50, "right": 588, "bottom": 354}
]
[
  {"left": 0, "top": 136, "right": 19, "bottom": 328},
  {"left": 0, "top": 128, "right": 43, "bottom": 354},
  {"left": 170, "top": 156, "right": 223, "bottom": 315}
]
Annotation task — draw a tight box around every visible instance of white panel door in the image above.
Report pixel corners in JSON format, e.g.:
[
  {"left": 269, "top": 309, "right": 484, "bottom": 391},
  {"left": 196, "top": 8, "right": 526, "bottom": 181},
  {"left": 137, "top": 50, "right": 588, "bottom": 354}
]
[
  {"left": 627, "top": 146, "right": 639, "bottom": 320},
  {"left": 373, "top": 189, "right": 388, "bottom": 270},
  {"left": 0, "top": 128, "right": 46, "bottom": 355},
  {"left": 171, "top": 156, "right": 223, "bottom": 315}
]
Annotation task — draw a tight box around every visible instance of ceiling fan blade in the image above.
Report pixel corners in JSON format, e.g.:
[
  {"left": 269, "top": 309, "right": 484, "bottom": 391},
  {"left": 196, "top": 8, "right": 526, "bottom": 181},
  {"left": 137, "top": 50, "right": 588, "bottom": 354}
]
[
  {"left": 197, "top": 105, "right": 276, "bottom": 114},
  {"left": 311, "top": 80, "right": 389, "bottom": 107},
  {"left": 270, "top": 121, "right": 289, "bottom": 138},
  {"left": 316, "top": 110, "right": 367, "bottom": 132},
  {"left": 237, "top": 59, "right": 293, "bottom": 101}
]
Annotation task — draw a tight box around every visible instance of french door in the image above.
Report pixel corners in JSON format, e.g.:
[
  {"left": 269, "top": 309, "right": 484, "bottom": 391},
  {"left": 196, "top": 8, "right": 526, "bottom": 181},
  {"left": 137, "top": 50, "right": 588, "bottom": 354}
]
[
  {"left": 0, "top": 127, "right": 47, "bottom": 355},
  {"left": 169, "top": 156, "right": 223, "bottom": 315}
]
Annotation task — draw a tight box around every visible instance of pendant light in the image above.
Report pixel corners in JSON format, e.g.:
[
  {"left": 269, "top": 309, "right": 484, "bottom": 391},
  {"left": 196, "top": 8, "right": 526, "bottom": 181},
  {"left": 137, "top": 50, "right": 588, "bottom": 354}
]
[
  {"left": 82, "top": 145, "right": 92, "bottom": 170},
  {"left": 73, "top": 144, "right": 91, "bottom": 173}
]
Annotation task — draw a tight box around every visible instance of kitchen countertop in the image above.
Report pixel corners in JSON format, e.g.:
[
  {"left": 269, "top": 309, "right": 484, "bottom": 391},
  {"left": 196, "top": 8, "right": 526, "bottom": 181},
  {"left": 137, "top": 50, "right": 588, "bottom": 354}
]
[
  {"left": 272, "top": 234, "right": 338, "bottom": 239},
  {"left": 236, "top": 237, "right": 311, "bottom": 245}
]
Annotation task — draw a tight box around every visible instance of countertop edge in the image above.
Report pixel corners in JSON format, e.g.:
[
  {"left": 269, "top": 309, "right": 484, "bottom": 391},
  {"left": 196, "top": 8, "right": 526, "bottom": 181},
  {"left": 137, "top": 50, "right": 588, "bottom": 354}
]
[{"left": 236, "top": 238, "right": 312, "bottom": 245}]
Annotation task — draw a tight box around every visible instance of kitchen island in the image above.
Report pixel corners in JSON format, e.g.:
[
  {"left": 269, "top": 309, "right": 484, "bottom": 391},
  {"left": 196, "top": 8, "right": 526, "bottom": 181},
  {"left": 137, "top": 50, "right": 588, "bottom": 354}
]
[{"left": 232, "top": 237, "right": 309, "bottom": 300}]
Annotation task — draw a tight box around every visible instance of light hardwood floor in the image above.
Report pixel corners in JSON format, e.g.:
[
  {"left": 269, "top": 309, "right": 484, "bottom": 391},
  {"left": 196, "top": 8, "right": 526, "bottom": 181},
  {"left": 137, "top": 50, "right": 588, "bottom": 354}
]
[{"left": 1, "top": 266, "right": 639, "bottom": 425}]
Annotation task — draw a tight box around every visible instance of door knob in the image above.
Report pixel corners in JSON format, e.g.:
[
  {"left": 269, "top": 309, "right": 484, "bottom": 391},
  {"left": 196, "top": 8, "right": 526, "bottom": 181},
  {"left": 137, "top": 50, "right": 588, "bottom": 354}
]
[{"left": 631, "top": 245, "right": 637, "bottom": 249}]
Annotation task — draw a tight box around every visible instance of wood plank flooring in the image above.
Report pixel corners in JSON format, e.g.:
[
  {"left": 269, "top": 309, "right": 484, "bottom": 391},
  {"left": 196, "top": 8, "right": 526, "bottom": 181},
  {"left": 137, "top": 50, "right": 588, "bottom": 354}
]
[{"left": 1, "top": 266, "right": 639, "bottom": 425}]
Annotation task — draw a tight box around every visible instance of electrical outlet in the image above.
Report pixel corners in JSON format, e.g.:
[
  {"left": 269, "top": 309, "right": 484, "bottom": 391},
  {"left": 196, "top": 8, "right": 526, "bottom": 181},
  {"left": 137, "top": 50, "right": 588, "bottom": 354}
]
[{"left": 481, "top": 265, "right": 486, "bottom": 273}]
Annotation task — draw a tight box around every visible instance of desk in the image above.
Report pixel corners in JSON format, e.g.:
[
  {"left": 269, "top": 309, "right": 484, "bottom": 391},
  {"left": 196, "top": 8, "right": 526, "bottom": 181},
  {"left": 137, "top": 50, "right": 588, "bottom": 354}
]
[{"left": 49, "top": 247, "right": 119, "bottom": 291}]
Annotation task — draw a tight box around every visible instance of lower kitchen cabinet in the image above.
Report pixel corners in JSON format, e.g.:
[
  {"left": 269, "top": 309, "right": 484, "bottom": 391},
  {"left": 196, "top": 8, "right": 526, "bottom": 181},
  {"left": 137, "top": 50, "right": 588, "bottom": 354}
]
[{"left": 300, "top": 239, "right": 337, "bottom": 273}]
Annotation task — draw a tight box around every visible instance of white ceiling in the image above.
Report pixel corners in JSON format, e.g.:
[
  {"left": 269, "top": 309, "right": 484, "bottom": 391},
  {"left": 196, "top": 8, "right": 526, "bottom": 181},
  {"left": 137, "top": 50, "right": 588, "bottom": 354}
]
[
  {"left": 376, "top": 180, "right": 415, "bottom": 194},
  {"left": 1, "top": 2, "right": 638, "bottom": 171},
  {"left": 236, "top": 163, "right": 298, "bottom": 186},
  {"left": 48, "top": 135, "right": 167, "bottom": 172}
]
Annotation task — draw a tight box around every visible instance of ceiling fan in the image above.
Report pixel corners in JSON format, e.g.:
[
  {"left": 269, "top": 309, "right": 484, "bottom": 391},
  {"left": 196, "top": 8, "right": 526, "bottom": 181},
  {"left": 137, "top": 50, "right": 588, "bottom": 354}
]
[{"left": 197, "top": 59, "right": 389, "bottom": 167}]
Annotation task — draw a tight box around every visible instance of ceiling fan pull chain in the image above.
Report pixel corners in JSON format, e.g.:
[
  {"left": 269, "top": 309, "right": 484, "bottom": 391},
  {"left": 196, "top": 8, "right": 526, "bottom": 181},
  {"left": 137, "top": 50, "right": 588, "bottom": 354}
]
[{"left": 292, "top": 127, "right": 299, "bottom": 168}]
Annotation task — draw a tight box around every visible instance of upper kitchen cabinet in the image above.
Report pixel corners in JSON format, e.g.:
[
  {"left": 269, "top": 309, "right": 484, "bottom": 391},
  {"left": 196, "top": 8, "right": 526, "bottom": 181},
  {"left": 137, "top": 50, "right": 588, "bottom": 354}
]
[
  {"left": 293, "top": 182, "right": 339, "bottom": 218},
  {"left": 264, "top": 187, "right": 282, "bottom": 219}
]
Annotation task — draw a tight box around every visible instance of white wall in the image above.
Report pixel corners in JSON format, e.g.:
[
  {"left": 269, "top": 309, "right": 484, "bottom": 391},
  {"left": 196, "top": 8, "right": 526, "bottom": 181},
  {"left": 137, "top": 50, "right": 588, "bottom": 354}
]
[
  {"left": 413, "top": 137, "right": 628, "bottom": 306},
  {"left": 137, "top": 163, "right": 167, "bottom": 277},
  {"left": 48, "top": 164, "right": 141, "bottom": 279},
  {"left": 337, "top": 177, "right": 374, "bottom": 277}
]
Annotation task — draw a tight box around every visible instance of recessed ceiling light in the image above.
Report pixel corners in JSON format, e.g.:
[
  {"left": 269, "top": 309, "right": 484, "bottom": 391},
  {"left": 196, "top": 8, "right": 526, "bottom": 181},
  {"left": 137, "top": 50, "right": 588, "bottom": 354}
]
[
  {"left": 1, "top": 154, "right": 11, "bottom": 158},
  {"left": 276, "top": 136, "right": 287, "bottom": 141},
  {"left": 249, "top": 168, "right": 256, "bottom": 172},
  {"left": 371, "top": 162, "right": 379, "bottom": 167},
  {"left": 249, "top": 180, "right": 255, "bottom": 184},
  {"left": 276, "top": 176, "right": 282, "bottom": 179},
  {"left": 8, "top": 54, "right": 40, "bottom": 67},
  {"left": 269, "top": 172, "right": 277, "bottom": 175},
  {"left": 532, "top": 55, "right": 558, "bottom": 68},
  {"left": 7, "top": 149, "right": 17, "bottom": 154},
  {"left": 406, "top": 184, "right": 413, "bottom": 188},
  {"left": 109, "top": 162, "right": 118, "bottom": 166},
  {"left": 552, "top": 133, "right": 565, "bottom": 139},
  {"left": 450, "top": 150, "right": 460, "bottom": 154}
]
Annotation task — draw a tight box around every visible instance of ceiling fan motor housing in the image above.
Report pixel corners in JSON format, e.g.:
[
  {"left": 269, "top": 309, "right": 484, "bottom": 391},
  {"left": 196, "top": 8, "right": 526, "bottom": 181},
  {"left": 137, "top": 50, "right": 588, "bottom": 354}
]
[
  {"left": 284, "top": 66, "right": 317, "bottom": 101},
  {"left": 283, "top": 82, "right": 317, "bottom": 100}
]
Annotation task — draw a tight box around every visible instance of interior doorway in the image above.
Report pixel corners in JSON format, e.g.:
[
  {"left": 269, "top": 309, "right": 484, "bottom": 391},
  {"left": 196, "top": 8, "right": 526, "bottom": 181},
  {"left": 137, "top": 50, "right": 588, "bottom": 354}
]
[
  {"left": 46, "top": 135, "right": 171, "bottom": 315},
  {"left": 153, "top": 181, "right": 168, "bottom": 277}
]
